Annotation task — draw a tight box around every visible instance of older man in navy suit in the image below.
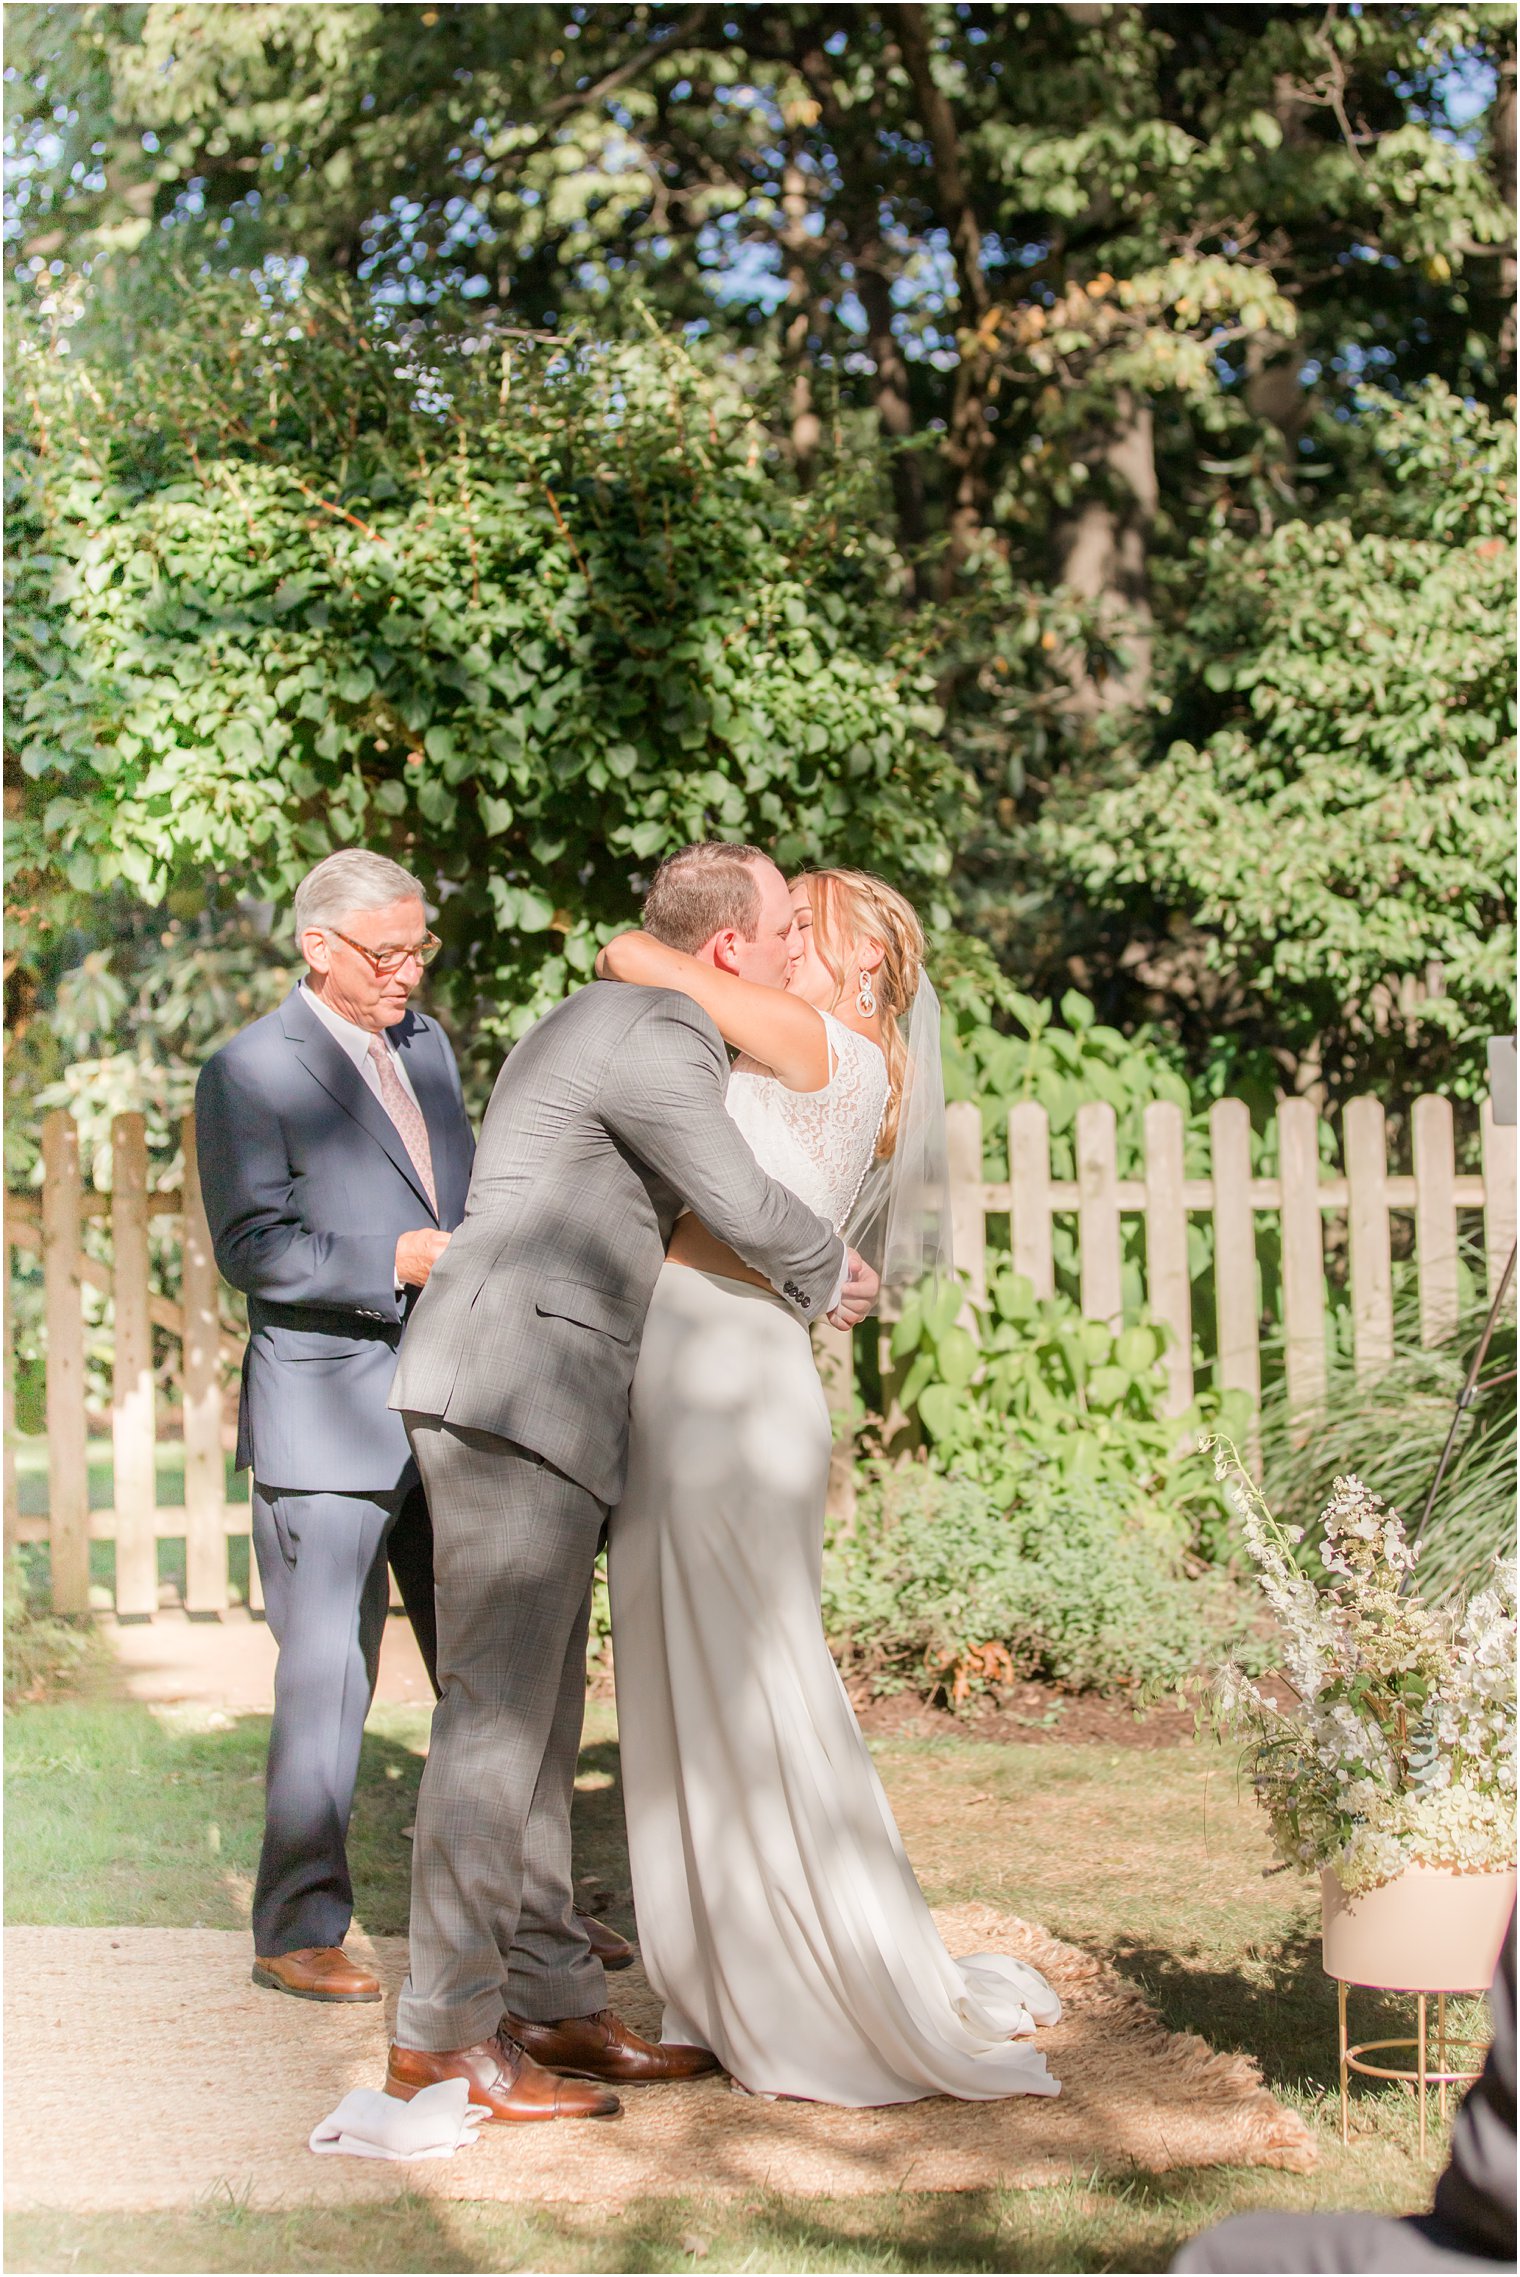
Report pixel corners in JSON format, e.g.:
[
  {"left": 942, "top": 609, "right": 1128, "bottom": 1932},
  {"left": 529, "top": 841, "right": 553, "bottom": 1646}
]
[{"left": 196, "top": 849, "right": 477, "bottom": 2002}]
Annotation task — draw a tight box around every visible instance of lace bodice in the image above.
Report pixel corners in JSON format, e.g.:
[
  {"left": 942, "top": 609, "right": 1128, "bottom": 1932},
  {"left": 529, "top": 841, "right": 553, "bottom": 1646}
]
[{"left": 723, "top": 1012, "right": 890, "bottom": 1233}]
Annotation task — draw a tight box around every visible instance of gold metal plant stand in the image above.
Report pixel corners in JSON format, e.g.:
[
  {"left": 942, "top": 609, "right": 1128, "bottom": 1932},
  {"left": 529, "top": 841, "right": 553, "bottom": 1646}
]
[{"left": 1337, "top": 1981, "right": 1486, "bottom": 2155}]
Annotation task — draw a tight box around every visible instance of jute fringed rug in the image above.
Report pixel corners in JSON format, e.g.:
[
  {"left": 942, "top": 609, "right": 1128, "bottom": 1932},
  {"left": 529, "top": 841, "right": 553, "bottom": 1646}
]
[{"left": 3, "top": 1910, "right": 1314, "bottom": 2212}]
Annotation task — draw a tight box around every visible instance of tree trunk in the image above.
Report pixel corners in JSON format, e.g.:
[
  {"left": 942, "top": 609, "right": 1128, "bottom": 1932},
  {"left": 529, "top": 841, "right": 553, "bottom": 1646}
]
[
  {"left": 856, "top": 260, "right": 927, "bottom": 584},
  {"left": 792, "top": 25, "right": 929, "bottom": 580},
  {"left": 1237, "top": 65, "right": 1319, "bottom": 471},
  {"left": 892, "top": 7, "right": 989, "bottom": 328},
  {"left": 1245, "top": 330, "right": 1312, "bottom": 450},
  {"left": 1055, "top": 387, "right": 1157, "bottom": 714},
  {"left": 894, "top": 3, "right": 994, "bottom": 591},
  {"left": 1494, "top": 38, "right": 1516, "bottom": 370},
  {"left": 780, "top": 157, "right": 821, "bottom": 487}
]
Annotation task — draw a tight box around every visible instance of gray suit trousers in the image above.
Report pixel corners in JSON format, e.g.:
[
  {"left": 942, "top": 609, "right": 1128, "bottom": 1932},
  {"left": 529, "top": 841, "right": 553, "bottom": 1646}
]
[
  {"left": 395, "top": 1419, "right": 608, "bottom": 2050},
  {"left": 1172, "top": 2212, "right": 1510, "bottom": 2273},
  {"left": 250, "top": 1481, "right": 400, "bottom": 1956}
]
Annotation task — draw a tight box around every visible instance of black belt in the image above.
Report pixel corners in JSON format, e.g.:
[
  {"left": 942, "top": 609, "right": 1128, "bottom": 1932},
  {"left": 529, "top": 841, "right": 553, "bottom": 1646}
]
[{"left": 251, "top": 1302, "right": 402, "bottom": 1341}]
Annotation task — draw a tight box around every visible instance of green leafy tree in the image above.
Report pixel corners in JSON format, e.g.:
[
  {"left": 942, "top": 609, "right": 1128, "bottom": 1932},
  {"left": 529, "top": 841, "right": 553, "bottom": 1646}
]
[
  {"left": 7, "top": 281, "right": 966, "bottom": 1078},
  {"left": 10, "top": 5, "right": 1509, "bottom": 597},
  {"left": 1029, "top": 382, "right": 1516, "bottom": 1104},
  {"left": 5, "top": 4, "right": 1513, "bottom": 1103}
]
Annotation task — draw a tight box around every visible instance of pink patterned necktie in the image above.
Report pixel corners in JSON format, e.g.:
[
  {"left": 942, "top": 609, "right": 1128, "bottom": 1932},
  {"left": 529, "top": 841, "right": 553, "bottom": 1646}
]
[{"left": 367, "top": 1034, "right": 438, "bottom": 1219}]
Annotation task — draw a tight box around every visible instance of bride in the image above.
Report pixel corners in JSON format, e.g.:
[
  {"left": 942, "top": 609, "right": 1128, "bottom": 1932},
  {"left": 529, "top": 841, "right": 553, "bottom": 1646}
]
[{"left": 595, "top": 867, "right": 1060, "bottom": 2107}]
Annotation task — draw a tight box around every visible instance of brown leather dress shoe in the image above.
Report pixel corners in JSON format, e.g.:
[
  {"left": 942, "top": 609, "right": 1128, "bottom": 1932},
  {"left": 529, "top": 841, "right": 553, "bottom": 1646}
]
[
  {"left": 576, "top": 1908, "right": 635, "bottom": 1971},
  {"left": 386, "top": 2030, "right": 620, "bottom": 2122},
  {"left": 251, "top": 1947, "right": 380, "bottom": 2003},
  {"left": 505, "top": 2007, "right": 722, "bottom": 2084}
]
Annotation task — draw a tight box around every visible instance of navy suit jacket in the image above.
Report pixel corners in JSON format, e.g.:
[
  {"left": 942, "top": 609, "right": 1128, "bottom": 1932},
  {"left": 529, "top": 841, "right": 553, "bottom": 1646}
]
[{"left": 195, "top": 987, "right": 475, "bottom": 1494}]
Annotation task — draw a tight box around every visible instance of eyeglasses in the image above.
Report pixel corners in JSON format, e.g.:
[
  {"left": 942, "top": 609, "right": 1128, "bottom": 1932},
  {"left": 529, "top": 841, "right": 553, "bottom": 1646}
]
[{"left": 328, "top": 926, "right": 442, "bottom": 976}]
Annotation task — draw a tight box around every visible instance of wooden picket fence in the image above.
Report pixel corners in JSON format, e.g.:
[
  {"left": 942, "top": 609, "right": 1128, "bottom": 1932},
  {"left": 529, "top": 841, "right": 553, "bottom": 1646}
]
[
  {"left": 4, "top": 1112, "right": 245, "bottom": 1620},
  {"left": 4, "top": 1094, "right": 1516, "bottom": 1618}
]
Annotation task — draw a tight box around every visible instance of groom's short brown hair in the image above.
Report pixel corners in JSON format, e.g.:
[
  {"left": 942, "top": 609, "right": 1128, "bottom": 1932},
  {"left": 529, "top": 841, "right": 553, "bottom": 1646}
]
[{"left": 642, "top": 841, "right": 771, "bottom": 953}]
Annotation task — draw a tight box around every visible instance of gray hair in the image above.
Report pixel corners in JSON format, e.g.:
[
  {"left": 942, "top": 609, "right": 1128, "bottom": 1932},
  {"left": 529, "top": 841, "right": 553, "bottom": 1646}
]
[{"left": 293, "top": 849, "right": 427, "bottom": 945}]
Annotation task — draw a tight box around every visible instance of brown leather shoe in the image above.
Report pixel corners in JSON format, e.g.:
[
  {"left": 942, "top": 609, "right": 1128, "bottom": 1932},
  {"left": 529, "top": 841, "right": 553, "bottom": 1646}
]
[
  {"left": 386, "top": 2030, "right": 620, "bottom": 2122},
  {"left": 251, "top": 1947, "right": 380, "bottom": 2003},
  {"left": 505, "top": 2007, "right": 721, "bottom": 2084},
  {"left": 576, "top": 1908, "right": 635, "bottom": 1971}
]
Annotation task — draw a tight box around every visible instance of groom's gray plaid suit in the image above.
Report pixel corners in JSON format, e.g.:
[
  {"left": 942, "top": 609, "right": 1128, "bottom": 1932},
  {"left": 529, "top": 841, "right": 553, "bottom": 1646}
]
[{"left": 390, "top": 980, "right": 842, "bottom": 2050}]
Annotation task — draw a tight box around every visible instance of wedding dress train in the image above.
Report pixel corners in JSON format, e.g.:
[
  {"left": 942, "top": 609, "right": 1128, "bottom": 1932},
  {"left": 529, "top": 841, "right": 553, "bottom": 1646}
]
[{"left": 607, "top": 1017, "right": 1060, "bottom": 2106}]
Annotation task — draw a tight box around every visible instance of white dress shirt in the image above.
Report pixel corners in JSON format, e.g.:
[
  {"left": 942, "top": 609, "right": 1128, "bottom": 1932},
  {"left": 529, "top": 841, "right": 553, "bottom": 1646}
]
[
  {"left": 302, "top": 983, "right": 428, "bottom": 1298},
  {"left": 300, "top": 982, "right": 422, "bottom": 1114}
]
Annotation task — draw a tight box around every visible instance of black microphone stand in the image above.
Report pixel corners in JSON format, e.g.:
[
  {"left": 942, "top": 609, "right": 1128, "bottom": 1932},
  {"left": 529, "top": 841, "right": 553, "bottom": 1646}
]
[{"left": 1405, "top": 1240, "right": 1516, "bottom": 1575}]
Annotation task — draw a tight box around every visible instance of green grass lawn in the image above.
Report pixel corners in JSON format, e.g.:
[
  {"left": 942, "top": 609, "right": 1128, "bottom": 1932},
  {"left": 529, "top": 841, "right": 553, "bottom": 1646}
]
[{"left": 5, "top": 1663, "right": 1478, "bottom": 2275}]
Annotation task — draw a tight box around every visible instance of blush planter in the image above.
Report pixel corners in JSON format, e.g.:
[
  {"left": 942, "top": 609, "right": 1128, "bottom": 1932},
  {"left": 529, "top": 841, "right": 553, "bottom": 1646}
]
[
  {"left": 1321, "top": 1863, "right": 1516, "bottom": 2151},
  {"left": 1321, "top": 1864, "right": 1515, "bottom": 1993}
]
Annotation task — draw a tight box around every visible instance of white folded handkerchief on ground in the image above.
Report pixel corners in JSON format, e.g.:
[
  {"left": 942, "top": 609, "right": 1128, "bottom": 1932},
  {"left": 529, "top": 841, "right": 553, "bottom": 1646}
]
[{"left": 309, "top": 2078, "right": 489, "bottom": 2161}]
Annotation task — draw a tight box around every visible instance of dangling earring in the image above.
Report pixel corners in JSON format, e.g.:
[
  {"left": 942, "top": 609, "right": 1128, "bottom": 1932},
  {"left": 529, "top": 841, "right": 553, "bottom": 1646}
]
[{"left": 856, "top": 968, "right": 877, "bottom": 1017}]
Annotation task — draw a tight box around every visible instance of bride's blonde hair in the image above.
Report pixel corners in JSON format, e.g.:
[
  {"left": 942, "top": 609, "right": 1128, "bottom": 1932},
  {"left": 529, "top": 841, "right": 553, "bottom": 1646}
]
[{"left": 790, "top": 867, "right": 925, "bottom": 1159}]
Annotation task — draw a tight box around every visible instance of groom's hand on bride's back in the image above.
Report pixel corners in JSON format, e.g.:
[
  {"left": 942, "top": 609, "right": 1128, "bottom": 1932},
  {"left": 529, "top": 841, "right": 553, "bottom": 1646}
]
[{"left": 827, "top": 1249, "right": 879, "bottom": 1331}]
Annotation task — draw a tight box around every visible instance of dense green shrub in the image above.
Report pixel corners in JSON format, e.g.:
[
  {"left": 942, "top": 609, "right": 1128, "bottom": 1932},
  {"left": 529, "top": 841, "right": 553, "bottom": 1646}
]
[
  {"left": 6, "top": 284, "right": 966, "bottom": 1087},
  {"left": 939, "top": 945, "right": 1207, "bottom": 1188},
  {"left": 837, "top": 1232, "right": 1269, "bottom": 1706},
  {"left": 823, "top": 1467, "right": 1260, "bottom": 1705},
  {"left": 884, "top": 1265, "right": 1254, "bottom": 1562},
  {"left": 1033, "top": 383, "right": 1516, "bottom": 1103}
]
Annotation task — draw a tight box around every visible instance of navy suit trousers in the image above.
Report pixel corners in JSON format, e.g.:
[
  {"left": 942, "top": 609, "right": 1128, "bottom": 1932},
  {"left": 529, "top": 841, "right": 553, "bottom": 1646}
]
[{"left": 251, "top": 1478, "right": 414, "bottom": 1956}]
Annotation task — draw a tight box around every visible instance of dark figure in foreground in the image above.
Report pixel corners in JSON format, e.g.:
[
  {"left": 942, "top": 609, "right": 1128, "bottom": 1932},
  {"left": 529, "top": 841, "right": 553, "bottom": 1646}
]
[{"left": 1174, "top": 1911, "right": 1516, "bottom": 2273}]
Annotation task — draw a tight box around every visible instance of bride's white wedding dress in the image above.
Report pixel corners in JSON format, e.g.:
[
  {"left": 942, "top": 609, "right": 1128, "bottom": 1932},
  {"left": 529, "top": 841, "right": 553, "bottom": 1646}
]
[{"left": 607, "top": 1012, "right": 1061, "bottom": 2105}]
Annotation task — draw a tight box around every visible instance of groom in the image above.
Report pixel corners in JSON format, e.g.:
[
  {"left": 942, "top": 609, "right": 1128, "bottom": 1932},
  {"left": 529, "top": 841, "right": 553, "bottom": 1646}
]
[{"left": 385, "top": 843, "right": 877, "bottom": 2122}]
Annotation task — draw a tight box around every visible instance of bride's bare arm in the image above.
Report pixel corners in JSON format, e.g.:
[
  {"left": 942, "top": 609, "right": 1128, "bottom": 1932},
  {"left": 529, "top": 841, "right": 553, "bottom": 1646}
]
[{"left": 596, "top": 931, "right": 830, "bottom": 1091}]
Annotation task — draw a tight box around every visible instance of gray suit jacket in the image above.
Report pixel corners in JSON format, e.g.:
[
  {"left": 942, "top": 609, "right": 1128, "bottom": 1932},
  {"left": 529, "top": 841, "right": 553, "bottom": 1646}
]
[
  {"left": 390, "top": 981, "right": 844, "bottom": 1507},
  {"left": 196, "top": 987, "right": 475, "bottom": 1494}
]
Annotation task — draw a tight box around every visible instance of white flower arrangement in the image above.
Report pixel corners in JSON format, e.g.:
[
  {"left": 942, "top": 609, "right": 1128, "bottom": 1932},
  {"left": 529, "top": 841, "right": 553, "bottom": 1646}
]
[{"left": 1203, "top": 1438, "right": 1516, "bottom": 1896}]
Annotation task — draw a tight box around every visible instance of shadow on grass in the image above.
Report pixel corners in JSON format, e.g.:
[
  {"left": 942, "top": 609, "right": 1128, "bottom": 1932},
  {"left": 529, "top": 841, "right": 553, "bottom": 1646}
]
[
  {"left": 613, "top": 2177, "right": 1205, "bottom": 2274},
  {"left": 9, "top": 1691, "right": 1448, "bottom": 2274},
  {"left": 5, "top": 2187, "right": 489, "bottom": 2277},
  {"left": 5, "top": 1683, "right": 627, "bottom": 1943},
  {"left": 4, "top": 1692, "right": 427, "bottom": 1934},
  {"left": 2, "top": 2174, "right": 1246, "bottom": 2276},
  {"left": 1104, "top": 1924, "right": 1421, "bottom": 2101}
]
